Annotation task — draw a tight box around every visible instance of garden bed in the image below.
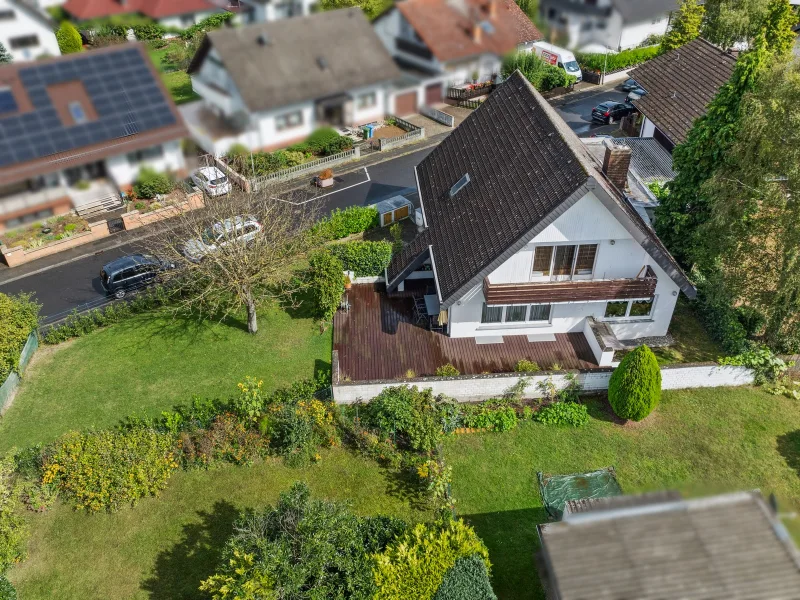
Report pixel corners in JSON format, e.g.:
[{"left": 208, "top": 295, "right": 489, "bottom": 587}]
[{"left": 0, "top": 215, "right": 89, "bottom": 250}]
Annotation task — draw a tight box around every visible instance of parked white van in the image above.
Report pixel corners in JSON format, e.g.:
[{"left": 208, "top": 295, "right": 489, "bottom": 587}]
[{"left": 531, "top": 42, "right": 582, "bottom": 82}]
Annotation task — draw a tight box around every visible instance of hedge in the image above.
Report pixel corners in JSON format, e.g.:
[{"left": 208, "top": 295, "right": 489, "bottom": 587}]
[
  {"left": 0, "top": 293, "right": 39, "bottom": 382},
  {"left": 310, "top": 206, "right": 380, "bottom": 242},
  {"left": 434, "top": 554, "right": 497, "bottom": 600},
  {"left": 501, "top": 52, "right": 575, "bottom": 91},
  {"left": 328, "top": 241, "right": 393, "bottom": 277},
  {"left": 306, "top": 251, "right": 345, "bottom": 322},
  {"left": 608, "top": 345, "right": 661, "bottom": 421},
  {"left": 288, "top": 127, "right": 354, "bottom": 156},
  {"left": 576, "top": 45, "right": 661, "bottom": 73},
  {"left": 55, "top": 21, "right": 83, "bottom": 54}
]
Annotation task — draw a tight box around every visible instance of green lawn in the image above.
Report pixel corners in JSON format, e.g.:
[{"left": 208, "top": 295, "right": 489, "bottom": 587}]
[
  {"left": 651, "top": 298, "right": 725, "bottom": 364},
  {"left": 0, "top": 306, "right": 331, "bottom": 452},
  {"left": 146, "top": 43, "right": 199, "bottom": 105},
  {"left": 444, "top": 387, "right": 800, "bottom": 599},
  {"left": 9, "top": 449, "right": 430, "bottom": 600}
]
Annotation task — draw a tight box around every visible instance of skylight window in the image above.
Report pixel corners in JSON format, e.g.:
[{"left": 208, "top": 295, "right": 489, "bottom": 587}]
[
  {"left": 0, "top": 88, "right": 17, "bottom": 115},
  {"left": 68, "top": 101, "right": 87, "bottom": 124},
  {"left": 449, "top": 173, "right": 471, "bottom": 198}
]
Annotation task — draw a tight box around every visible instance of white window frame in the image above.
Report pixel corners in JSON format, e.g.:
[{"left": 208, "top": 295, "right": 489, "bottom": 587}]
[
  {"left": 530, "top": 242, "right": 599, "bottom": 282},
  {"left": 68, "top": 101, "right": 87, "bottom": 124},
  {"left": 275, "top": 110, "right": 303, "bottom": 132},
  {"left": 357, "top": 91, "right": 377, "bottom": 111},
  {"left": 601, "top": 296, "right": 657, "bottom": 322},
  {"left": 480, "top": 303, "right": 553, "bottom": 327}
]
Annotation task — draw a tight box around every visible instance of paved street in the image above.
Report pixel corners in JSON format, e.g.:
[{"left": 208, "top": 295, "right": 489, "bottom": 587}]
[{"left": 0, "top": 83, "right": 624, "bottom": 319}]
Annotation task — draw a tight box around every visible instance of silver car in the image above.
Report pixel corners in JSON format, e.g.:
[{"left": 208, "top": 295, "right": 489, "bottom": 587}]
[{"left": 183, "top": 215, "right": 262, "bottom": 262}]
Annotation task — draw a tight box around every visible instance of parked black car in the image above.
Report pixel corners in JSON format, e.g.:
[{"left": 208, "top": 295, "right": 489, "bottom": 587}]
[
  {"left": 591, "top": 101, "right": 636, "bottom": 124},
  {"left": 620, "top": 78, "right": 640, "bottom": 92},
  {"left": 100, "top": 254, "right": 172, "bottom": 299}
]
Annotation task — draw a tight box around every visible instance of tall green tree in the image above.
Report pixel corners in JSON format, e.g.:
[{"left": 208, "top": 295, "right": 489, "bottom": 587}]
[
  {"left": 0, "top": 41, "right": 11, "bottom": 64},
  {"left": 661, "top": 0, "right": 705, "bottom": 52},
  {"left": 702, "top": 59, "right": 800, "bottom": 351},
  {"left": 762, "top": 0, "right": 798, "bottom": 56},
  {"left": 702, "top": 0, "right": 769, "bottom": 49},
  {"left": 654, "top": 32, "right": 772, "bottom": 266}
]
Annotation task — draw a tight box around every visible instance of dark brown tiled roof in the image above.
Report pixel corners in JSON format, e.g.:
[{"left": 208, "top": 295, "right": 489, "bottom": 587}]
[
  {"left": 395, "top": 0, "right": 542, "bottom": 63},
  {"left": 388, "top": 71, "right": 695, "bottom": 308},
  {"left": 629, "top": 38, "right": 736, "bottom": 145}
]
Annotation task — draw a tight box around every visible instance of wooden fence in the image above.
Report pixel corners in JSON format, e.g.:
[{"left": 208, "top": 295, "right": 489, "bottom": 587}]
[{"left": 249, "top": 148, "right": 359, "bottom": 190}]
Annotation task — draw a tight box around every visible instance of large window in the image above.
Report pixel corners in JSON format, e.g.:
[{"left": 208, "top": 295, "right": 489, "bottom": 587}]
[
  {"left": 481, "top": 303, "right": 552, "bottom": 324},
  {"left": 0, "top": 9, "right": 15, "bottom": 20},
  {"left": 357, "top": 92, "right": 377, "bottom": 110},
  {"left": 603, "top": 298, "right": 655, "bottom": 320},
  {"left": 127, "top": 146, "right": 164, "bottom": 164},
  {"left": 9, "top": 35, "right": 38, "bottom": 49},
  {"left": 275, "top": 110, "right": 303, "bottom": 131},
  {"left": 532, "top": 244, "right": 597, "bottom": 279}
]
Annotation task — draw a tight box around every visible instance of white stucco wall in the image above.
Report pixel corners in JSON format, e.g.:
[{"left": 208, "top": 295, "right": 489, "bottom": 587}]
[
  {"left": 104, "top": 140, "right": 185, "bottom": 187},
  {"left": 640, "top": 117, "right": 656, "bottom": 137},
  {"left": 242, "top": 0, "right": 317, "bottom": 23},
  {"left": 447, "top": 192, "right": 681, "bottom": 340},
  {"left": 158, "top": 10, "right": 219, "bottom": 30},
  {"left": 350, "top": 83, "right": 387, "bottom": 125},
  {"left": 618, "top": 16, "right": 670, "bottom": 50},
  {"left": 0, "top": 0, "right": 60, "bottom": 62}
]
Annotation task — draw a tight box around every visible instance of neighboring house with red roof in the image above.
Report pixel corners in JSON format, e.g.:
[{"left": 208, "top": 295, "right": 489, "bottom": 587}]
[
  {"left": 373, "top": 0, "right": 541, "bottom": 114},
  {"left": 62, "top": 0, "right": 227, "bottom": 29},
  {"left": 0, "top": 0, "right": 61, "bottom": 62}
]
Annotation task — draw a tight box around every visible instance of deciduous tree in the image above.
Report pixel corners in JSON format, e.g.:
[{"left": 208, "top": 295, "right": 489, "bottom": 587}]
[
  {"left": 660, "top": 0, "right": 705, "bottom": 52},
  {"left": 762, "top": 0, "right": 798, "bottom": 56},
  {"left": 702, "top": 0, "right": 770, "bottom": 50}
]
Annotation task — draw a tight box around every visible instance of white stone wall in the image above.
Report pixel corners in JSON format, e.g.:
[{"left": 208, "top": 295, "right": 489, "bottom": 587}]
[
  {"left": 0, "top": 0, "right": 60, "bottom": 62},
  {"left": 332, "top": 364, "right": 755, "bottom": 404}
]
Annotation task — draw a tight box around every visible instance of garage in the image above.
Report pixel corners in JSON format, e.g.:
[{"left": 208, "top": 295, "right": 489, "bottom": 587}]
[
  {"left": 393, "top": 91, "right": 417, "bottom": 117},
  {"left": 424, "top": 83, "right": 443, "bottom": 106}
]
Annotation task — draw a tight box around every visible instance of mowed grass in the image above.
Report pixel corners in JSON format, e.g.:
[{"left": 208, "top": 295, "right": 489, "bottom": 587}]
[
  {"left": 651, "top": 298, "right": 725, "bottom": 364},
  {"left": 444, "top": 387, "right": 800, "bottom": 600},
  {"left": 0, "top": 306, "right": 331, "bottom": 452},
  {"left": 9, "top": 448, "right": 431, "bottom": 600},
  {"left": 146, "top": 43, "right": 199, "bottom": 105}
]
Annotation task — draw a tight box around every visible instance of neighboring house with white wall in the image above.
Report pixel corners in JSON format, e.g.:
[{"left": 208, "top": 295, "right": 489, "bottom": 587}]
[
  {"left": 236, "top": 0, "right": 316, "bottom": 24},
  {"left": 184, "top": 8, "right": 400, "bottom": 155},
  {"left": 373, "top": 0, "right": 541, "bottom": 116},
  {"left": 0, "top": 0, "right": 60, "bottom": 62},
  {"left": 62, "top": 0, "right": 226, "bottom": 29},
  {"left": 0, "top": 43, "right": 187, "bottom": 232},
  {"left": 539, "top": 0, "right": 677, "bottom": 51},
  {"left": 629, "top": 37, "right": 736, "bottom": 151},
  {"left": 385, "top": 72, "right": 695, "bottom": 365}
]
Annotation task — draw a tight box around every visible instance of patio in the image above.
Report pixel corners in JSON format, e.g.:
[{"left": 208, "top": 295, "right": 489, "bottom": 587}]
[{"left": 333, "top": 284, "right": 598, "bottom": 382}]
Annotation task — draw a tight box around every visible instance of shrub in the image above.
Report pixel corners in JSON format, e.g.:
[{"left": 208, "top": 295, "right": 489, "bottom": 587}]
[
  {"left": 694, "top": 272, "right": 748, "bottom": 354},
  {"left": 719, "top": 345, "right": 790, "bottom": 385},
  {"left": 514, "top": 359, "right": 540, "bottom": 372},
  {"left": 132, "top": 23, "right": 165, "bottom": 40},
  {"left": 56, "top": 21, "right": 83, "bottom": 54},
  {"left": 608, "top": 345, "right": 661, "bottom": 421},
  {"left": 736, "top": 305, "right": 766, "bottom": 337},
  {"left": 0, "top": 292, "right": 39, "bottom": 382},
  {"left": 305, "top": 127, "right": 348, "bottom": 155},
  {"left": 319, "top": 168, "right": 333, "bottom": 180},
  {"left": 434, "top": 554, "right": 497, "bottom": 600},
  {"left": 534, "top": 402, "right": 589, "bottom": 427},
  {"left": 41, "top": 429, "right": 179, "bottom": 512},
  {"left": 0, "top": 576, "right": 16, "bottom": 600},
  {"left": 501, "top": 52, "right": 574, "bottom": 91},
  {"left": 180, "top": 11, "right": 233, "bottom": 39},
  {"left": 179, "top": 413, "right": 267, "bottom": 467},
  {"left": 373, "top": 520, "right": 491, "bottom": 600},
  {"left": 576, "top": 45, "right": 661, "bottom": 72},
  {"left": 306, "top": 250, "right": 345, "bottom": 322},
  {"left": 201, "top": 482, "right": 402, "bottom": 599},
  {"left": 362, "top": 386, "right": 442, "bottom": 453},
  {"left": 133, "top": 167, "right": 173, "bottom": 199},
  {"left": 310, "top": 205, "right": 380, "bottom": 241},
  {"left": 436, "top": 364, "right": 461, "bottom": 377},
  {"left": 461, "top": 405, "right": 518, "bottom": 432},
  {"left": 0, "top": 456, "right": 27, "bottom": 574}
]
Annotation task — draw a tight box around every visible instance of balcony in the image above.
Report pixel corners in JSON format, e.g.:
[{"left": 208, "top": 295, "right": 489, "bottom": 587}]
[
  {"left": 190, "top": 76, "right": 236, "bottom": 116},
  {"left": 447, "top": 82, "right": 496, "bottom": 101},
  {"left": 483, "top": 266, "right": 658, "bottom": 305},
  {"left": 396, "top": 37, "right": 434, "bottom": 61}
]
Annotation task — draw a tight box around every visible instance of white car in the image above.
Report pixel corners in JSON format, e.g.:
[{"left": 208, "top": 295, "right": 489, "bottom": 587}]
[
  {"left": 190, "top": 167, "right": 231, "bottom": 196},
  {"left": 183, "top": 215, "right": 262, "bottom": 262}
]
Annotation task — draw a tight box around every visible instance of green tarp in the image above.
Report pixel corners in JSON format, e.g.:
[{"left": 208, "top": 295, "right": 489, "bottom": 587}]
[{"left": 537, "top": 467, "right": 623, "bottom": 520}]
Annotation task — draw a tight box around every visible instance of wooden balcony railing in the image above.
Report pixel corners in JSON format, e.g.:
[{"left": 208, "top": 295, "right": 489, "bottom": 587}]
[
  {"left": 483, "top": 266, "right": 657, "bottom": 305},
  {"left": 447, "top": 82, "right": 495, "bottom": 101}
]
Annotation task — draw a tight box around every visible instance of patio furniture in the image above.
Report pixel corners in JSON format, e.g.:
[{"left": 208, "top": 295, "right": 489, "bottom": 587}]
[{"left": 412, "top": 295, "right": 428, "bottom": 325}]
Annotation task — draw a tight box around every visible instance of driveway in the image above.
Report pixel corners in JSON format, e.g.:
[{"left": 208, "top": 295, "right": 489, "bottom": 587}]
[{"left": 549, "top": 83, "right": 630, "bottom": 136}]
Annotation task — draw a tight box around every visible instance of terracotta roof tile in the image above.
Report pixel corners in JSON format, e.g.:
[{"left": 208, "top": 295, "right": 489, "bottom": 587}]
[{"left": 63, "top": 0, "right": 218, "bottom": 20}]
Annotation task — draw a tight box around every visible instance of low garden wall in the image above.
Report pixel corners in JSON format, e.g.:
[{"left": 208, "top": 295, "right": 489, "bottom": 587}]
[
  {"left": 581, "top": 69, "right": 630, "bottom": 86},
  {"left": 419, "top": 105, "right": 454, "bottom": 127},
  {"left": 376, "top": 117, "right": 425, "bottom": 151},
  {"left": 121, "top": 191, "right": 204, "bottom": 230},
  {"left": 331, "top": 352, "right": 755, "bottom": 403},
  {"left": 0, "top": 330, "right": 38, "bottom": 414},
  {"left": 0, "top": 220, "right": 111, "bottom": 268},
  {"left": 250, "top": 148, "right": 360, "bottom": 190}
]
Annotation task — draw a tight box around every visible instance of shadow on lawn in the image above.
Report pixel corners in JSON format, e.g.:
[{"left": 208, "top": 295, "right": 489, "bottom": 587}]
[
  {"left": 777, "top": 430, "right": 800, "bottom": 478},
  {"left": 462, "top": 508, "right": 550, "bottom": 600},
  {"left": 142, "top": 500, "right": 239, "bottom": 600}
]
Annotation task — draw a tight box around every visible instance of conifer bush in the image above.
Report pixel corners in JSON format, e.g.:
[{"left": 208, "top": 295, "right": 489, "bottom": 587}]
[{"left": 608, "top": 345, "right": 661, "bottom": 421}]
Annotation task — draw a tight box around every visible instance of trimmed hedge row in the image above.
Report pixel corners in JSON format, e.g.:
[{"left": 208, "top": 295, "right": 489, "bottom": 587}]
[
  {"left": 0, "top": 293, "right": 39, "bottom": 382},
  {"left": 329, "top": 241, "right": 393, "bottom": 277},
  {"left": 576, "top": 45, "right": 661, "bottom": 73},
  {"left": 310, "top": 206, "right": 380, "bottom": 242},
  {"left": 434, "top": 554, "right": 497, "bottom": 600}
]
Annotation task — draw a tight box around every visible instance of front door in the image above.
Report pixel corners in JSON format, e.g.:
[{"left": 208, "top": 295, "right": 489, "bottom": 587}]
[{"left": 551, "top": 245, "right": 576, "bottom": 281}]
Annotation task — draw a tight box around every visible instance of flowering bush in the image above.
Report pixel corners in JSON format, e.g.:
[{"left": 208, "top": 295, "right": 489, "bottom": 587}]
[
  {"left": 179, "top": 414, "right": 268, "bottom": 467},
  {"left": 41, "top": 430, "right": 179, "bottom": 512}
]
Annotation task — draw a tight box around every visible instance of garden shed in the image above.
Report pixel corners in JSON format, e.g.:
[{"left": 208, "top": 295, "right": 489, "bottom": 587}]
[{"left": 372, "top": 195, "right": 413, "bottom": 227}]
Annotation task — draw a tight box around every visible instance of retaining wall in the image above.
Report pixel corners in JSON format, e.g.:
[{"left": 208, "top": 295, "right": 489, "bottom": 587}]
[
  {"left": 121, "top": 192, "right": 205, "bottom": 230},
  {"left": 1, "top": 220, "right": 111, "bottom": 267},
  {"left": 331, "top": 360, "right": 755, "bottom": 404}
]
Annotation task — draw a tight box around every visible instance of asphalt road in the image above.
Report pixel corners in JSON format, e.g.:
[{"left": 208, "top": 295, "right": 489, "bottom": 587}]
[{"left": 0, "top": 86, "right": 624, "bottom": 319}]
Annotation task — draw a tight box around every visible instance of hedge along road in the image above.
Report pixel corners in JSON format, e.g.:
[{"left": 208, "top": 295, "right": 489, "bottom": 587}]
[{"left": 0, "top": 145, "right": 435, "bottom": 320}]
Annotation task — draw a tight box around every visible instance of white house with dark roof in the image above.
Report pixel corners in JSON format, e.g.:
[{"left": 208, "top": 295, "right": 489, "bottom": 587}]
[
  {"left": 0, "top": 0, "right": 60, "bottom": 62},
  {"left": 385, "top": 71, "right": 694, "bottom": 365},
  {"left": 539, "top": 0, "right": 677, "bottom": 51},
  {"left": 184, "top": 8, "right": 401, "bottom": 155}
]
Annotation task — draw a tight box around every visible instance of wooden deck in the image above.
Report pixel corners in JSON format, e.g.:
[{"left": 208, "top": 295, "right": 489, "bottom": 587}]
[{"left": 333, "top": 284, "right": 598, "bottom": 382}]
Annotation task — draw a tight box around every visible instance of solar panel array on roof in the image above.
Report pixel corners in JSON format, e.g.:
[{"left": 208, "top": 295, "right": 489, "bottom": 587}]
[
  {"left": 0, "top": 89, "right": 17, "bottom": 115},
  {"left": 0, "top": 47, "right": 177, "bottom": 169}
]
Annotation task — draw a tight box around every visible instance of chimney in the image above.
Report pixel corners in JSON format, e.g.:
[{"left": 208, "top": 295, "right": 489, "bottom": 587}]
[
  {"left": 473, "top": 22, "right": 482, "bottom": 44},
  {"left": 602, "top": 140, "right": 632, "bottom": 192},
  {"left": 488, "top": 0, "right": 497, "bottom": 20}
]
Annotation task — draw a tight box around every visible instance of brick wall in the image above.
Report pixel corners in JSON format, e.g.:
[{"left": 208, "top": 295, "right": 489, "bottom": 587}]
[{"left": 331, "top": 363, "right": 755, "bottom": 404}]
